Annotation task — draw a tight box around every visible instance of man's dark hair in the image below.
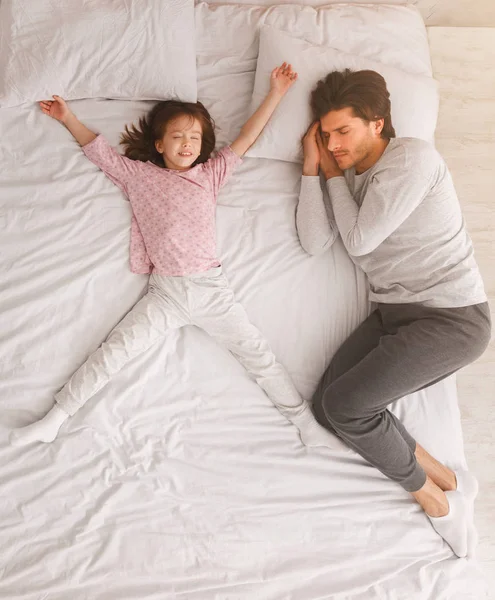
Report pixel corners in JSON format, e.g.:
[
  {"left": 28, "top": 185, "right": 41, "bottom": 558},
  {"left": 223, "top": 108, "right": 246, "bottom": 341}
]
[{"left": 311, "top": 69, "right": 396, "bottom": 139}]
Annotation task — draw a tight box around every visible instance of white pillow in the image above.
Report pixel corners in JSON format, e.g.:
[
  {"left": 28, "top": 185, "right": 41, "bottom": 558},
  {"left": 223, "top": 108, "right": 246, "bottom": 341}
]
[
  {"left": 196, "top": 2, "right": 432, "bottom": 78},
  {"left": 0, "top": 0, "right": 197, "bottom": 107},
  {"left": 246, "top": 26, "right": 439, "bottom": 163}
]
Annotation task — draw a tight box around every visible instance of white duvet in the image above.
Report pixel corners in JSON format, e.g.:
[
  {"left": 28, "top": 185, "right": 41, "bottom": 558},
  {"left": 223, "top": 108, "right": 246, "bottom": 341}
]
[{"left": 0, "top": 2, "right": 487, "bottom": 599}]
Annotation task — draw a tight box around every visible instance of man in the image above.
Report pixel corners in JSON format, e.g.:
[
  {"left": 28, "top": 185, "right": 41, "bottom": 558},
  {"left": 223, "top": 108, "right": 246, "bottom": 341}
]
[{"left": 296, "top": 69, "right": 491, "bottom": 558}]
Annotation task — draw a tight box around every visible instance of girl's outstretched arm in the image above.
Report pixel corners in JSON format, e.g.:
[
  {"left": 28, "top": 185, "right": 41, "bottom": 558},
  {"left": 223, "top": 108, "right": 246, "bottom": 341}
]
[
  {"left": 230, "top": 62, "right": 297, "bottom": 157},
  {"left": 40, "top": 95, "right": 96, "bottom": 147}
]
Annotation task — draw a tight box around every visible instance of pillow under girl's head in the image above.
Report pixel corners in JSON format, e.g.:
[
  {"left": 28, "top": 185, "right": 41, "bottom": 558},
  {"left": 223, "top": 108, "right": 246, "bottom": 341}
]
[{"left": 120, "top": 101, "right": 216, "bottom": 170}]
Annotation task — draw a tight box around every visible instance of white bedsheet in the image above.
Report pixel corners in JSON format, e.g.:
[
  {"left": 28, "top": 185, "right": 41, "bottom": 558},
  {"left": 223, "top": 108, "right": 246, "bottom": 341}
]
[{"left": 0, "top": 4, "right": 488, "bottom": 599}]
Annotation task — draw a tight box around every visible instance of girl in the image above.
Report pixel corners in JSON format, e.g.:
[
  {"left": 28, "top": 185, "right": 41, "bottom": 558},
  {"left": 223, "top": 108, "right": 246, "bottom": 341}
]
[{"left": 11, "top": 63, "right": 344, "bottom": 451}]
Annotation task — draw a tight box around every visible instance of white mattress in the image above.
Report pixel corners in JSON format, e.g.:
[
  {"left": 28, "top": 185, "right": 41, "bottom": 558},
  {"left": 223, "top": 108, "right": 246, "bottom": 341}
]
[{"left": 0, "top": 3, "right": 488, "bottom": 599}]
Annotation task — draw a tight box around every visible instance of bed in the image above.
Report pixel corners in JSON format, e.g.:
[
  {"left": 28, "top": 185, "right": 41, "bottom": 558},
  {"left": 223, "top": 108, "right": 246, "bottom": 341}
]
[{"left": 0, "top": 1, "right": 488, "bottom": 598}]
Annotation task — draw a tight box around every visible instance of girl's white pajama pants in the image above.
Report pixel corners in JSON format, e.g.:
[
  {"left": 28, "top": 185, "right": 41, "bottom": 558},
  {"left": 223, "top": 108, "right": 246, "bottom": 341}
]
[{"left": 54, "top": 267, "right": 307, "bottom": 422}]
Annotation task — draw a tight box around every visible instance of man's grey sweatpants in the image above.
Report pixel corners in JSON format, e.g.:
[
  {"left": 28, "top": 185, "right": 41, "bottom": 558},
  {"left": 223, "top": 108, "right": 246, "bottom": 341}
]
[{"left": 312, "top": 302, "right": 491, "bottom": 492}]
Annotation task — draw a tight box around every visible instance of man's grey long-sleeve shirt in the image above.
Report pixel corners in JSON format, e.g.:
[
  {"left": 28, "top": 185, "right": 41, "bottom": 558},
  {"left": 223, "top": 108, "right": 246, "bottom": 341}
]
[{"left": 296, "top": 137, "right": 486, "bottom": 308}]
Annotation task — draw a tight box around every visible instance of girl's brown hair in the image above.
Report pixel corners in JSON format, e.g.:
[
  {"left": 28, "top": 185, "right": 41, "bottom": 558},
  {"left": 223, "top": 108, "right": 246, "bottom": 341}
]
[
  {"left": 120, "top": 100, "right": 216, "bottom": 167},
  {"left": 310, "top": 69, "right": 396, "bottom": 139}
]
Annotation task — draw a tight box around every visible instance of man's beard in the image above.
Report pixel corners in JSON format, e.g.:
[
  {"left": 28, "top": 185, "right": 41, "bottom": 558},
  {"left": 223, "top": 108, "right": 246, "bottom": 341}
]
[{"left": 348, "top": 137, "right": 374, "bottom": 170}]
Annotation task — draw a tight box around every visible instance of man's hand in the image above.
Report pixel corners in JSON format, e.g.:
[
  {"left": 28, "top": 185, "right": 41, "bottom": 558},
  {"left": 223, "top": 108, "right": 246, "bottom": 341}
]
[
  {"left": 316, "top": 126, "right": 344, "bottom": 179},
  {"left": 302, "top": 121, "right": 320, "bottom": 176}
]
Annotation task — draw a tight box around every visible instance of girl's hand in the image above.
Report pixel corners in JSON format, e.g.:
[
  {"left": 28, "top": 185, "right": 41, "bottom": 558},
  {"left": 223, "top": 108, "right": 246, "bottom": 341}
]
[
  {"left": 270, "top": 62, "right": 298, "bottom": 96},
  {"left": 302, "top": 121, "right": 320, "bottom": 175},
  {"left": 230, "top": 62, "right": 297, "bottom": 157},
  {"left": 39, "top": 96, "right": 96, "bottom": 146},
  {"left": 39, "top": 95, "right": 71, "bottom": 124}
]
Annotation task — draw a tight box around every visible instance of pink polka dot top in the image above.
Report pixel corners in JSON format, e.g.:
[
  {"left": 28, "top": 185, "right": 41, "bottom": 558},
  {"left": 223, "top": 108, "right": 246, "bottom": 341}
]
[{"left": 82, "top": 135, "right": 242, "bottom": 276}]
